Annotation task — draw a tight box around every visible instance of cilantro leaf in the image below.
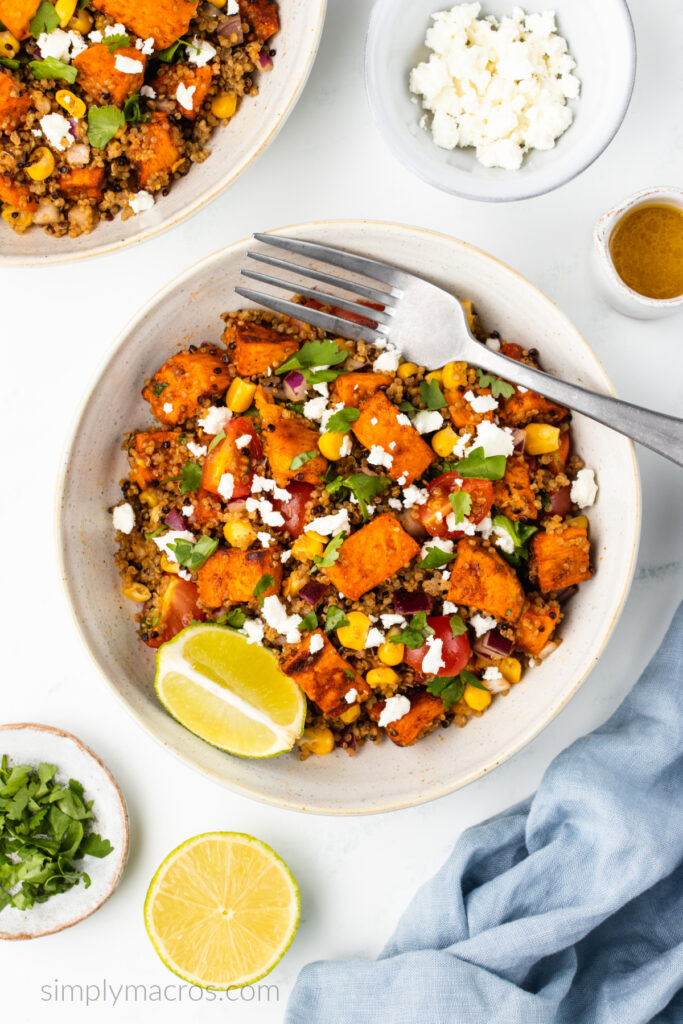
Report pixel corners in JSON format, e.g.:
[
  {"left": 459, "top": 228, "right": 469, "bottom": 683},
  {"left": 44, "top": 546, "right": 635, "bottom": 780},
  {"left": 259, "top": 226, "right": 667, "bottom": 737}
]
[
  {"left": 80, "top": 833, "right": 114, "bottom": 858},
  {"left": 253, "top": 573, "right": 274, "bottom": 604},
  {"left": 179, "top": 462, "right": 202, "bottom": 494},
  {"left": 299, "top": 611, "right": 318, "bottom": 632},
  {"left": 168, "top": 534, "right": 218, "bottom": 571},
  {"left": 275, "top": 339, "right": 347, "bottom": 379},
  {"left": 325, "top": 407, "right": 360, "bottom": 433},
  {"left": 151, "top": 382, "right": 169, "bottom": 397},
  {"left": 389, "top": 612, "right": 434, "bottom": 650},
  {"left": 144, "top": 526, "right": 166, "bottom": 540},
  {"left": 207, "top": 429, "right": 226, "bottom": 454},
  {"left": 325, "top": 605, "right": 349, "bottom": 632},
  {"left": 156, "top": 39, "right": 183, "bottom": 62},
  {"left": 419, "top": 545, "right": 456, "bottom": 570},
  {"left": 420, "top": 379, "right": 447, "bottom": 410},
  {"left": 449, "top": 491, "right": 472, "bottom": 524},
  {"left": 449, "top": 613, "right": 467, "bottom": 637},
  {"left": 312, "top": 533, "right": 345, "bottom": 571},
  {"left": 0, "top": 57, "right": 21, "bottom": 70},
  {"left": 329, "top": 473, "right": 390, "bottom": 521},
  {"left": 290, "top": 450, "right": 318, "bottom": 471},
  {"left": 102, "top": 33, "right": 131, "bottom": 52},
  {"left": 30, "top": 2, "right": 60, "bottom": 36},
  {"left": 29, "top": 57, "right": 77, "bottom": 82},
  {"left": 492, "top": 514, "right": 538, "bottom": 566},
  {"left": 213, "top": 608, "right": 248, "bottom": 630},
  {"left": 452, "top": 446, "right": 507, "bottom": 481},
  {"left": 427, "top": 674, "right": 466, "bottom": 707},
  {"left": 476, "top": 370, "right": 515, "bottom": 400},
  {"left": 398, "top": 400, "right": 417, "bottom": 416},
  {"left": 87, "top": 105, "right": 125, "bottom": 148},
  {"left": 123, "top": 92, "right": 151, "bottom": 124}
]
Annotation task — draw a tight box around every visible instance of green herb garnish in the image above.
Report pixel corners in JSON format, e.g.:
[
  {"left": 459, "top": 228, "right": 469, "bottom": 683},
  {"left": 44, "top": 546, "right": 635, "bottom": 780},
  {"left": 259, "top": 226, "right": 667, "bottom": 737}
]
[
  {"left": 299, "top": 611, "right": 318, "bottom": 632},
  {"left": 0, "top": 756, "right": 113, "bottom": 912},
  {"left": 276, "top": 339, "right": 347, "bottom": 384},
  {"left": 87, "top": 105, "right": 125, "bottom": 148},
  {"left": 144, "top": 527, "right": 166, "bottom": 540},
  {"left": 151, "top": 382, "right": 169, "bottom": 397},
  {"left": 207, "top": 429, "right": 226, "bottom": 454},
  {"left": 286, "top": 402, "right": 305, "bottom": 416},
  {"left": 448, "top": 491, "right": 472, "bottom": 525},
  {"left": 312, "top": 533, "right": 345, "bottom": 572},
  {"left": 426, "top": 671, "right": 483, "bottom": 708},
  {"left": 30, "top": 1, "right": 59, "bottom": 36},
  {"left": 419, "top": 379, "right": 447, "bottom": 410},
  {"left": 215, "top": 608, "right": 247, "bottom": 629},
  {"left": 290, "top": 450, "right": 318, "bottom": 471},
  {"left": 449, "top": 613, "right": 467, "bottom": 637},
  {"left": 253, "top": 573, "right": 275, "bottom": 604},
  {"left": 326, "top": 473, "right": 390, "bottom": 521},
  {"left": 419, "top": 545, "right": 456, "bottom": 570},
  {"left": 0, "top": 57, "right": 20, "bottom": 70},
  {"left": 179, "top": 462, "right": 202, "bottom": 495},
  {"left": 168, "top": 534, "right": 218, "bottom": 571},
  {"left": 475, "top": 370, "right": 515, "bottom": 400},
  {"left": 452, "top": 446, "right": 507, "bottom": 481},
  {"left": 325, "top": 605, "right": 349, "bottom": 633},
  {"left": 29, "top": 57, "right": 77, "bottom": 82},
  {"left": 103, "top": 33, "right": 131, "bottom": 53},
  {"left": 491, "top": 514, "right": 538, "bottom": 567},
  {"left": 123, "top": 92, "right": 151, "bottom": 124},
  {"left": 325, "top": 407, "right": 360, "bottom": 433},
  {"left": 398, "top": 400, "right": 417, "bottom": 416},
  {"left": 389, "top": 612, "right": 434, "bottom": 650}
]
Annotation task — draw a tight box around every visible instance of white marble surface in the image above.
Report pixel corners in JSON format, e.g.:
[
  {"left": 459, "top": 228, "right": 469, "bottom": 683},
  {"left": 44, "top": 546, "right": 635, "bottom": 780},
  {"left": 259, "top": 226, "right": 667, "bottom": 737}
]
[{"left": 2, "top": 0, "right": 682, "bottom": 1020}]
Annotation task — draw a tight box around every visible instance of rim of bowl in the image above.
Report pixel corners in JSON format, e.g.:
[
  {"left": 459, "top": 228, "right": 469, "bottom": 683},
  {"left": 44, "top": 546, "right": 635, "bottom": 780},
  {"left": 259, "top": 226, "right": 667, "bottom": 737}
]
[
  {"left": 0, "top": 2, "right": 327, "bottom": 267},
  {"left": 364, "top": 0, "right": 637, "bottom": 203},
  {"left": 55, "top": 220, "right": 641, "bottom": 815},
  {"left": 594, "top": 185, "right": 683, "bottom": 309}
]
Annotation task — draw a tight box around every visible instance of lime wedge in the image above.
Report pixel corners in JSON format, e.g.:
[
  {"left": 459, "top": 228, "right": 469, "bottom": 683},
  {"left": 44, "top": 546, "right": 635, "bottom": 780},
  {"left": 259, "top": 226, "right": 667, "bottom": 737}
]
[
  {"left": 155, "top": 624, "right": 306, "bottom": 758},
  {"left": 144, "top": 832, "right": 300, "bottom": 989}
]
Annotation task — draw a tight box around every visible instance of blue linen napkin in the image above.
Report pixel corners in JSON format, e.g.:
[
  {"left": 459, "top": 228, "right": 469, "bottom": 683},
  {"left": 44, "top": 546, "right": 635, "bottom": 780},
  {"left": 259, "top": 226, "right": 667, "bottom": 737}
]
[{"left": 286, "top": 603, "right": 683, "bottom": 1024}]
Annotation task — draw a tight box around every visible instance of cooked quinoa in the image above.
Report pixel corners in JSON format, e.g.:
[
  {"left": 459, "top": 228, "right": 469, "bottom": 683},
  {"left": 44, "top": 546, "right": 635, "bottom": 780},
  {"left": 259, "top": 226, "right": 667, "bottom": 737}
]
[
  {"left": 0, "top": 0, "right": 278, "bottom": 237},
  {"left": 113, "top": 296, "right": 597, "bottom": 758}
]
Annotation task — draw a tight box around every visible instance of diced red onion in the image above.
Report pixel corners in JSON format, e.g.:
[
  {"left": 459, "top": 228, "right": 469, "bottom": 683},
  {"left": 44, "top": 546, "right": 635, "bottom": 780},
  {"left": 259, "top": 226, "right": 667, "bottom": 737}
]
[
  {"left": 258, "top": 46, "right": 273, "bottom": 70},
  {"left": 299, "top": 581, "right": 327, "bottom": 607},
  {"left": 473, "top": 629, "right": 514, "bottom": 660},
  {"left": 399, "top": 509, "right": 428, "bottom": 541},
  {"left": 538, "top": 641, "right": 558, "bottom": 661},
  {"left": 549, "top": 485, "right": 572, "bottom": 517},
  {"left": 394, "top": 590, "right": 431, "bottom": 615},
  {"left": 283, "top": 370, "right": 308, "bottom": 402},
  {"left": 512, "top": 428, "right": 527, "bottom": 454},
  {"left": 68, "top": 117, "right": 78, "bottom": 138},
  {"left": 227, "top": 498, "right": 247, "bottom": 512},
  {"left": 218, "top": 13, "right": 244, "bottom": 43},
  {"left": 556, "top": 585, "right": 578, "bottom": 604},
  {"left": 165, "top": 509, "right": 185, "bottom": 531}
]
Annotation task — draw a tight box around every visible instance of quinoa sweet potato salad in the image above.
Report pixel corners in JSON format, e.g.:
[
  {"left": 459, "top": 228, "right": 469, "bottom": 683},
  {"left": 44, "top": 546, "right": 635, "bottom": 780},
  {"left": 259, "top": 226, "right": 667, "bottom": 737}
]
[
  {"left": 0, "top": 0, "right": 278, "bottom": 237},
  {"left": 113, "top": 297, "right": 598, "bottom": 759}
]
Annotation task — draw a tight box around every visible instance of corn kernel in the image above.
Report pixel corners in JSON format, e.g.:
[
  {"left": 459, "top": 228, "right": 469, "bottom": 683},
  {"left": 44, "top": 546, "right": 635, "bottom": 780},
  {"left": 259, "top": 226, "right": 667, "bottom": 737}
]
[
  {"left": 339, "top": 704, "right": 360, "bottom": 724},
  {"left": 284, "top": 567, "right": 308, "bottom": 598},
  {"left": 223, "top": 519, "right": 257, "bottom": 550},
  {"left": 2, "top": 206, "right": 32, "bottom": 232},
  {"left": 291, "top": 531, "right": 325, "bottom": 561},
  {"left": 0, "top": 30, "right": 20, "bottom": 59},
  {"left": 139, "top": 489, "right": 160, "bottom": 507},
  {"left": 226, "top": 377, "right": 257, "bottom": 413},
  {"left": 26, "top": 147, "right": 55, "bottom": 182},
  {"left": 431, "top": 426, "right": 458, "bottom": 458},
  {"left": 397, "top": 361, "right": 418, "bottom": 380},
  {"left": 171, "top": 158, "right": 187, "bottom": 175},
  {"left": 123, "top": 583, "right": 151, "bottom": 603},
  {"left": 69, "top": 7, "right": 93, "bottom": 32},
  {"left": 442, "top": 361, "right": 468, "bottom": 390},
  {"left": 211, "top": 92, "right": 238, "bottom": 119},
  {"left": 160, "top": 555, "right": 179, "bottom": 575},
  {"left": 336, "top": 610, "right": 371, "bottom": 651},
  {"left": 55, "top": 0, "right": 77, "bottom": 27},
  {"left": 464, "top": 682, "right": 492, "bottom": 711},
  {"left": 56, "top": 89, "right": 86, "bottom": 119},
  {"left": 461, "top": 299, "right": 476, "bottom": 330},
  {"left": 299, "top": 726, "right": 335, "bottom": 756},
  {"left": 500, "top": 657, "right": 522, "bottom": 685},
  {"left": 567, "top": 515, "right": 589, "bottom": 530},
  {"left": 378, "top": 639, "right": 404, "bottom": 666},
  {"left": 525, "top": 423, "right": 560, "bottom": 456},
  {"left": 425, "top": 369, "right": 443, "bottom": 384},
  {"left": 318, "top": 432, "right": 346, "bottom": 461},
  {"left": 366, "top": 667, "right": 399, "bottom": 687}
]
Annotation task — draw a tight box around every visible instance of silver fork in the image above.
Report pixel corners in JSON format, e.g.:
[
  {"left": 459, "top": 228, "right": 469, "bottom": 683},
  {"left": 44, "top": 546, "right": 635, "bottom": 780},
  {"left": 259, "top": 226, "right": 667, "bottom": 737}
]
[{"left": 236, "top": 233, "right": 683, "bottom": 468}]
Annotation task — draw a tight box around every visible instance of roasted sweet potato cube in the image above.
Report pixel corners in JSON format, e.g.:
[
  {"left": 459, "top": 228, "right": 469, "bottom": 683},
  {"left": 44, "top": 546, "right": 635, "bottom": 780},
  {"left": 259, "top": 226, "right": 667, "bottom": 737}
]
[
  {"left": 73, "top": 45, "right": 146, "bottom": 107},
  {"left": 325, "top": 514, "right": 420, "bottom": 601},
  {"left": 352, "top": 392, "right": 436, "bottom": 486},
  {"left": 447, "top": 539, "right": 525, "bottom": 623},
  {"left": 371, "top": 691, "right": 445, "bottom": 746},
  {"left": 255, "top": 387, "right": 327, "bottom": 486},
  {"left": 0, "top": 70, "right": 32, "bottom": 132},
  {"left": 153, "top": 64, "right": 214, "bottom": 120},
  {"left": 514, "top": 599, "right": 561, "bottom": 656},
  {"left": 0, "top": 0, "right": 40, "bottom": 39},
  {"left": 332, "top": 372, "right": 393, "bottom": 408},
  {"left": 445, "top": 387, "right": 494, "bottom": 431},
  {"left": 280, "top": 631, "right": 370, "bottom": 716},
  {"left": 57, "top": 166, "right": 106, "bottom": 202},
  {"left": 90, "top": 0, "right": 196, "bottom": 50},
  {"left": 530, "top": 527, "right": 591, "bottom": 593},
  {"left": 499, "top": 388, "right": 567, "bottom": 427},
  {"left": 239, "top": 0, "right": 280, "bottom": 41},
  {"left": 128, "top": 113, "right": 181, "bottom": 191},
  {"left": 224, "top": 321, "right": 300, "bottom": 377},
  {"left": 0, "top": 174, "right": 36, "bottom": 212},
  {"left": 197, "top": 548, "right": 281, "bottom": 608},
  {"left": 128, "top": 430, "right": 181, "bottom": 488},
  {"left": 142, "top": 346, "right": 229, "bottom": 425},
  {"left": 492, "top": 456, "right": 538, "bottom": 521}
]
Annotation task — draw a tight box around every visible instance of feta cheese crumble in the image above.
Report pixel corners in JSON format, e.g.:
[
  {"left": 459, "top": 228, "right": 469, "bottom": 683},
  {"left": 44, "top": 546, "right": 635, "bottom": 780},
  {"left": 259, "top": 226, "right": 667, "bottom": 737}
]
[
  {"left": 422, "top": 636, "right": 446, "bottom": 675},
  {"left": 344, "top": 688, "right": 358, "bottom": 704},
  {"left": 176, "top": 83, "right": 196, "bottom": 111},
  {"left": 402, "top": 485, "right": 429, "bottom": 509},
  {"left": 365, "top": 628, "right": 385, "bottom": 649},
  {"left": 39, "top": 113, "right": 72, "bottom": 152},
  {"left": 112, "top": 503, "right": 135, "bottom": 534},
  {"left": 235, "top": 434, "right": 253, "bottom": 449},
  {"left": 186, "top": 441, "right": 207, "bottom": 458},
  {"left": 241, "top": 618, "right": 265, "bottom": 645},
  {"left": 309, "top": 633, "right": 324, "bottom": 654},
  {"left": 305, "top": 510, "right": 350, "bottom": 537},
  {"left": 470, "top": 613, "right": 497, "bottom": 637},
  {"left": 373, "top": 348, "right": 401, "bottom": 373},
  {"left": 570, "top": 468, "right": 598, "bottom": 509},
  {"left": 37, "top": 29, "right": 72, "bottom": 62},
  {"left": 257, "top": 532, "right": 272, "bottom": 548},
  {"left": 129, "top": 190, "right": 154, "bottom": 214},
  {"left": 198, "top": 406, "right": 231, "bottom": 434},
  {"left": 261, "top": 595, "right": 302, "bottom": 643},
  {"left": 492, "top": 523, "right": 516, "bottom": 554},
  {"left": 378, "top": 695, "right": 411, "bottom": 729},
  {"left": 413, "top": 410, "right": 444, "bottom": 434},
  {"left": 182, "top": 505, "right": 194, "bottom": 516},
  {"left": 114, "top": 55, "right": 144, "bottom": 74},
  {"left": 410, "top": 3, "right": 580, "bottom": 170},
  {"left": 187, "top": 36, "right": 216, "bottom": 67},
  {"left": 153, "top": 530, "right": 195, "bottom": 563},
  {"left": 465, "top": 390, "right": 498, "bottom": 414},
  {"left": 303, "top": 396, "right": 328, "bottom": 422},
  {"left": 217, "top": 473, "right": 234, "bottom": 500},
  {"left": 368, "top": 445, "right": 394, "bottom": 469},
  {"left": 162, "top": 402, "right": 173, "bottom": 414},
  {"left": 474, "top": 420, "right": 515, "bottom": 458}
]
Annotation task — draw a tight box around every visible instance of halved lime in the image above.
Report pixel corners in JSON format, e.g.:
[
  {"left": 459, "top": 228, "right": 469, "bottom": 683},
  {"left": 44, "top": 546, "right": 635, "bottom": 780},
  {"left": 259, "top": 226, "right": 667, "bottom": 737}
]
[
  {"left": 155, "top": 625, "right": 306, "bottom": 758},
  {"left": 144, "top": 832, "right": 300, "bottom": 989}
]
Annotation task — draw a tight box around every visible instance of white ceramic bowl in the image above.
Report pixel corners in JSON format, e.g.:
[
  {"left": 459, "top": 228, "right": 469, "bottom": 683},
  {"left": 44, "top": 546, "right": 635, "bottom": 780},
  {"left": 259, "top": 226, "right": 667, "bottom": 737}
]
[
  {"left": 0, "top": 0, "right": 326, "bottom": 266},
  {"left": 57, "top": 221, "right": 640, "bottom": 815},
  {"left": 365, "top": 0, "right": 636, "bottom": 202}
]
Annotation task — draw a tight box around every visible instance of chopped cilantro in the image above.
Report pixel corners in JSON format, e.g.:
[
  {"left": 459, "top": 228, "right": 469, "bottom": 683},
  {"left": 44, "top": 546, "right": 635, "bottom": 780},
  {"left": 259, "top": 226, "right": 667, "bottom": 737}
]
[
  {"left": 30, "top": 2, "right": 60, "bottom": 36},
  {"left": 0, "top": 57, "right": 20, "bottom": 70},
  {"left": 276, "top": 339, "right": 347, "bottom": 384},
  {"left": 398, "top": 400, "right": 418, "bottom": 416},
  {"left": 151, "top": 382, "right": 169, "bottom": 397},
  {"left": 452, "top": 446, "right": 507, "bottom": 481},
  {"left": 87, "top": 105, "right": 125, "bottom": 148},
  {"left": 214, "top": 608, "right": 247, "bottom": 629},
  {"left": 389, "top": 612, "right": 434, "bottom": 650},
  {"left": 492, "top": 514, "right": 538, "bottom": 567},
  {"left": 207, "top": 429, "right": 226, "bottom": 454},
  {"left": 449, "top": 490, "right": 472, "bottom": 524},
  {"left": 168, "top": 534, "right": 218, "bottom": 571},
  {"left": 290, "top": 450, "right": 318, "bottom": 471},
  {"left": 325, "top": 407, "right": 360, "bottom": 433},
  {"left": 123, "top": 92, "right": 151, "bottom": 124},
  {"left": 179, "top": 462, "right": 202, "bottom": 494},
  {"left": 29, "top": 57, "right": 77, "bottom": 82},
  {"left": 344, "top": 668, "right": 355, "bottom": 679},
  {"left": 102, "top": 33, "right": 131, "bottom": 53},
  {"left": 476, "top": 370, "right": 515, "bottom": 400},
  {"left": 419, "top": 545, "right": 456, "bottom": 570},
  {"left": 325, "top": 605, "right": 349, "bottom": 633},
  {"left": 144, "top": 527, "right": 166, "bottom": 540},
  {"left": 419, "top": 379, "right": 447, "bottom": 410},
  {"left": 253, "top": 574, "right": 275, "bottom": 604},
  {"left": 299, "top": 611, "right": 318, "bottom": 632},
  {"left": 312, "top": 533, "right": 345, "bottom": 572},
  {"left": 449, "top": 613, "right": 467, "bottom": 637},
  {"left": 327, "top": 473, "right": 390, "bottom": 521},
  {"left": 427, "top": 674, "right": 468, "bottom": 707},
  {"left": 286, "top": 402, "right": 305, "bottom": 416}
]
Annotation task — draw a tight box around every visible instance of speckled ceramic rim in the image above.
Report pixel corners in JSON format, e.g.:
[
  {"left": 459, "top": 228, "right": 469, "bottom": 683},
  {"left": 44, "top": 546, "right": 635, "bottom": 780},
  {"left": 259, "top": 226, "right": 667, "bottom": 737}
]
[
  {"left": 0, "top": 723, "right": 129, "bottom": 938},
  {"left": 0, "top": 3, "right": 327, "bottom": 267},
  {"left": 55, "top": 221, "right": 641, "bottom": 815},
  {"left": 364, "top": 0, "right": 637, "bottom": 203}
]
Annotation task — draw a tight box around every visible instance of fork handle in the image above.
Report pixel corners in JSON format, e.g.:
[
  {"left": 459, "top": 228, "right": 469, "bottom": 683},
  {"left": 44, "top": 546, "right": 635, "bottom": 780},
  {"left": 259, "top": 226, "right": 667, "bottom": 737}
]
[{"left": 473, "top": 345, "right": 683, "bottom": 468}]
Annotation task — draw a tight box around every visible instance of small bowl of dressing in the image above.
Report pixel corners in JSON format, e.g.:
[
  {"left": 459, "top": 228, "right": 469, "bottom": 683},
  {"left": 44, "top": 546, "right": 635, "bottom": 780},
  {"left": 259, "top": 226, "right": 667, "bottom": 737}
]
[{"left": 592, "top": 186, "right": 683, "bottom": 319}]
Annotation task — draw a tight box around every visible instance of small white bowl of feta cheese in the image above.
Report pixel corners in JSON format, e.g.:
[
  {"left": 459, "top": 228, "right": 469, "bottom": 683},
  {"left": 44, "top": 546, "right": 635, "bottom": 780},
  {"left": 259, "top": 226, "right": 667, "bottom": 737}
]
[{"left": 365, "top": 0, "right": 636, "bottom": 202}]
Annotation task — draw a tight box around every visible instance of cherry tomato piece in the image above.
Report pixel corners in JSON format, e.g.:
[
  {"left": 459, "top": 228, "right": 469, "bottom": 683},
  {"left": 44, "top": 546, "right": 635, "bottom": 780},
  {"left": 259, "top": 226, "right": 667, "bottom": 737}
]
[
  {"left": 144, "top": 576, "right": 204, "bottom": 649},
  {"left": 419, "top": 472, "right": 494, "bottom": 539},
  {"left": 272, "top": 481, "right": 315, "bottom": 538},
  {"left": 201, "top": 417, "right": 261, "bottom": 499},
  {"left": 403, "top": 615, "right": 471, "bottom": 678}
]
